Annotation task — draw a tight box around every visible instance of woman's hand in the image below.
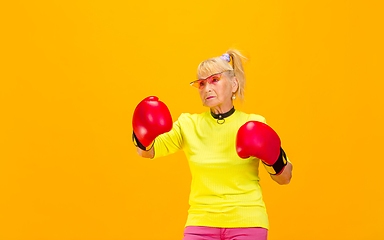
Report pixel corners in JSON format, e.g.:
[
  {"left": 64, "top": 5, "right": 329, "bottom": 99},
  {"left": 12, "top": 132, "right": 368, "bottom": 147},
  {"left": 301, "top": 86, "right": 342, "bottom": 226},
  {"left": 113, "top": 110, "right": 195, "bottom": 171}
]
[
  {"left": 132, "top": 96, "right": 172, "bottom": 151},
  {"left": 236, "top": 121, "right": 288, "bottom": 175}
]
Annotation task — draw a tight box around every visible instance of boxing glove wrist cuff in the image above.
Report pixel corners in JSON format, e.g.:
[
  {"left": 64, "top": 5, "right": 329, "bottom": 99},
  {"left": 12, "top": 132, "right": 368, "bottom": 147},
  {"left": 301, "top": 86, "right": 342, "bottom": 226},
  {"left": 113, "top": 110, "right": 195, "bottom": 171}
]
[
  {"left": 262, "top": 147, "right": 288, "bottom": 175},
  {"left": 132, "top": 131, "right": 154, "bottom": 151}
]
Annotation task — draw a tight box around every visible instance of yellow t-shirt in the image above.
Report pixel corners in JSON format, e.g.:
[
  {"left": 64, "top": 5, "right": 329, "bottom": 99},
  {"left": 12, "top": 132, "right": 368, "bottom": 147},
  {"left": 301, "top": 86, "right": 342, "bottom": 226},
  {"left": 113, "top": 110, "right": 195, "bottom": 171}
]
[{"left": 153, "top": 110, "right": 269, "bottom": 229}]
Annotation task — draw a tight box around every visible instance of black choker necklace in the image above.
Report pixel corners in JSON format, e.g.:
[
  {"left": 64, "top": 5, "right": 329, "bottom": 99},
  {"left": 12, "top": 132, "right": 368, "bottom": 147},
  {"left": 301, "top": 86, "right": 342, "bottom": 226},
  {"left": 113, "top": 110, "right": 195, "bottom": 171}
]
[{"left": 211, "top": 107, "right": 235, "bottom": 124}]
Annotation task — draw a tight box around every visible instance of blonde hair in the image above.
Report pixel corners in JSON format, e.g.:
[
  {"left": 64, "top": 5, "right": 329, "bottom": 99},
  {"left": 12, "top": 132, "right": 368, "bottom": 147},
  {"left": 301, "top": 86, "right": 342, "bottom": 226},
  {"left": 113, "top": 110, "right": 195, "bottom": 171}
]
[{"left": 197, "top": 49, "right": 247, "bottom": 101}]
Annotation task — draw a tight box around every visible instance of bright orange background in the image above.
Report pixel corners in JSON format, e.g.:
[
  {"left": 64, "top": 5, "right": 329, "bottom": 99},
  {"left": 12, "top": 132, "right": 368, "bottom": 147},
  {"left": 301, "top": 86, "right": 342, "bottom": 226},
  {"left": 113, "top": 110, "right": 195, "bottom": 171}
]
[{"left": 1, "top": 0, "right": 383, "bottom": 239}]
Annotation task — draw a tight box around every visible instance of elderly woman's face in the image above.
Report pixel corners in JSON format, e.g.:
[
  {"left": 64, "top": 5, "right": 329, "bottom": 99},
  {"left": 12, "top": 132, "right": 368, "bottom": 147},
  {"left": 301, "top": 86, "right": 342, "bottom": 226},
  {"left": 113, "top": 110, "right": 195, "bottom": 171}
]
[{"left": 198, "top": 71, "right": 238, "bottom": 108}]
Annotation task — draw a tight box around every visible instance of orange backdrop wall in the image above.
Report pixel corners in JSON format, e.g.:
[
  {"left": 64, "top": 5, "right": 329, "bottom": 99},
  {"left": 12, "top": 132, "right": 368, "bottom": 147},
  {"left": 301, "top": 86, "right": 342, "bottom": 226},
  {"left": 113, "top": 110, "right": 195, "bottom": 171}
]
[{"left": 1, "top": 1, "right": 383, "bottom": 239}]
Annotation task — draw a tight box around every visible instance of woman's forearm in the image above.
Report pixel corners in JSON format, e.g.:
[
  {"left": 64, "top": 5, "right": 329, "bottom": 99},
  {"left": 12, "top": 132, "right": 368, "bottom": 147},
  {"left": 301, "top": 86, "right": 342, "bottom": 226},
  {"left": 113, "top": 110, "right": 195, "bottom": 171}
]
[
  {"left": 137, "top": 147, "right": 155, "bottom": 159},
  {"left": 270, "top": 161, "right": 292, "bottom": 185}
]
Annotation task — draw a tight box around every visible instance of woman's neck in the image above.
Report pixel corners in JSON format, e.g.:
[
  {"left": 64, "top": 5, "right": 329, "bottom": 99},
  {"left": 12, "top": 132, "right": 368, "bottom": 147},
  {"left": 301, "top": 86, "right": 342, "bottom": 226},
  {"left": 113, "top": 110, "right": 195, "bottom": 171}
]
[{"left": 210, "top": 102, "right": 234, "bottom": 114}]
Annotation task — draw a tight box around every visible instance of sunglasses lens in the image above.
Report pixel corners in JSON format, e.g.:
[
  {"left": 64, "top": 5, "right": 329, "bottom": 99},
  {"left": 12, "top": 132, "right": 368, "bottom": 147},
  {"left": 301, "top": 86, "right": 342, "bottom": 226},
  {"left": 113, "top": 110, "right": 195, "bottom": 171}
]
[
  {"left": 209, "top": 75, "right": 221, "bottom": 84},
  {"left": 191, "top": 80, "right": 204, "bottom": 89},
  {"left": 198, "top": 80, "right": 206, "bottom": 89}
]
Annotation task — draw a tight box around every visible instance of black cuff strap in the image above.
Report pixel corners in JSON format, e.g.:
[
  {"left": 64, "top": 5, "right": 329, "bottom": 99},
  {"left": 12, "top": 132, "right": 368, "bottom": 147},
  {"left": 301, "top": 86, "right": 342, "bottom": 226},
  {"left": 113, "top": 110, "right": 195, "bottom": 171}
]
[
  {"left": 262, "top": 147, "right": 288, "bottom": 175},
  {"left": 132, "top": 131, "right": 154, "bottom": 151}
]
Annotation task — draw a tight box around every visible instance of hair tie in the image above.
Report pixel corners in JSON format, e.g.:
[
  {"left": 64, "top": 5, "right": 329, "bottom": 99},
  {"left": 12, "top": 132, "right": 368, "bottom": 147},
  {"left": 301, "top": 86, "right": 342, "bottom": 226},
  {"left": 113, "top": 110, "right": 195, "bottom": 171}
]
[{"left": 219, "top": 53, "right": 231, "bottom": 62}]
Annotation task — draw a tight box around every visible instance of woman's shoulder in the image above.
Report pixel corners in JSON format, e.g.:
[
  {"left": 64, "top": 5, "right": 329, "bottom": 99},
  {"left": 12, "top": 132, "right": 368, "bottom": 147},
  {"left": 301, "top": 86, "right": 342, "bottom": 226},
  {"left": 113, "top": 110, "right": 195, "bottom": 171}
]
[
  {"left": 236, "top": 110, "right": 267, "bottom": 124},
  {"left": 176, "top": 112, "right": 207, "bottom": 123}
]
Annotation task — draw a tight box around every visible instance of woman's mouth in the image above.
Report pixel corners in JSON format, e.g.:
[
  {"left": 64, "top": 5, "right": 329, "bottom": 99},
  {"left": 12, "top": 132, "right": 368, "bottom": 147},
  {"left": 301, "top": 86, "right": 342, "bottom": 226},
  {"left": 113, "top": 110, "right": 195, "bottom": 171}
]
[{"left": 206, "top": 96, "right": 215, "bottom": 100}]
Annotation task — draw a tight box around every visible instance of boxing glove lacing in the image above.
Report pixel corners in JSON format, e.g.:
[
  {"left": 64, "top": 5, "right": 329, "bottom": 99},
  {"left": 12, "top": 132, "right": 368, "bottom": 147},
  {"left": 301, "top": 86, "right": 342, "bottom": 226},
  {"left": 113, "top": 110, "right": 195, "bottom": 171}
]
[
  {"left": 132, "top": 131, "right": 155, "bottom": 151},
  {"left": 262, "top": 147, "right": 288, "bottom": 175}
]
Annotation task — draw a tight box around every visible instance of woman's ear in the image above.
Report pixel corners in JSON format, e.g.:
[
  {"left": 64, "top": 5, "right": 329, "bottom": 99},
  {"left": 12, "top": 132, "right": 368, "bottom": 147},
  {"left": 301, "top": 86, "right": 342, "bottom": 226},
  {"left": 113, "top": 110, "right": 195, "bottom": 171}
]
[{"left": 232, "top": 77, "right": 239, "bottom": 93}]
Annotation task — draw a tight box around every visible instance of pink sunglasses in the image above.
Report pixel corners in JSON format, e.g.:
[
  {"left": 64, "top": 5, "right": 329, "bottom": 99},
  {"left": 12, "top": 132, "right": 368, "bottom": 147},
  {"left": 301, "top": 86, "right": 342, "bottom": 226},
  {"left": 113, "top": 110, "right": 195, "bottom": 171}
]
[{"left": 190, "top": 70, "right": 229, "bottom": 89}]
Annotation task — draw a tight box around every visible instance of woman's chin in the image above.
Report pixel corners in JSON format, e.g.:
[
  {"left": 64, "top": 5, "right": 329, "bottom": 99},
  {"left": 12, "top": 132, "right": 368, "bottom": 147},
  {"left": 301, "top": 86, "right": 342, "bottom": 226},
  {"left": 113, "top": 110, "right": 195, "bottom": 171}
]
[{"left": 203, "top": 101, "right": 217, "bottom": 108}]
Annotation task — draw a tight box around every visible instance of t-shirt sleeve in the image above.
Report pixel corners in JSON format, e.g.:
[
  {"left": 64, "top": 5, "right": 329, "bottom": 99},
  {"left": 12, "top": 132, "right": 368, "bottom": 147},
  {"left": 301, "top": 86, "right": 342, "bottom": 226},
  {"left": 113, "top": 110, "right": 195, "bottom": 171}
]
[
  {"left": 247, "top": 114, "right": 267, "bottom": 124},
  {"left": 152, "top": 114, "right": 186, "bottom": 159}
]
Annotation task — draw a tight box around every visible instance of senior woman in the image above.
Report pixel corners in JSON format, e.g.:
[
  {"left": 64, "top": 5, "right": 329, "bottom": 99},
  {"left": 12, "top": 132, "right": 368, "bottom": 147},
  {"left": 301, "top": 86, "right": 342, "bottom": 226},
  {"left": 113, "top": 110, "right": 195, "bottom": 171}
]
[{"left": 133, "top": 49, "right": 293, "bottom": 240}]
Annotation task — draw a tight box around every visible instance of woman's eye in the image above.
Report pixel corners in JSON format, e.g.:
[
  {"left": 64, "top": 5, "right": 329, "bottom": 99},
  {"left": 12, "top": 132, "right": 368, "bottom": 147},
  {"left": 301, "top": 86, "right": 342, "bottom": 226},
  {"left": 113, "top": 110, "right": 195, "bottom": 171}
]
[
  {"left": 212, "top": 77, "right": 220, "bottom": 83},
  {"left": 199, "top": 81, "right": 205, "bottom": 87}
]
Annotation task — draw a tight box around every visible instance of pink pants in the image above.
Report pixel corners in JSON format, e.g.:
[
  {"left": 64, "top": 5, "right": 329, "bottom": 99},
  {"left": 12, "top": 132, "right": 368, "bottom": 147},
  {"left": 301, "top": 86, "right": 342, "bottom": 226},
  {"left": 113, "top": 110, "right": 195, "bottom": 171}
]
[{"left": 183, "top": 226, "right": 268, "bottom": 240}]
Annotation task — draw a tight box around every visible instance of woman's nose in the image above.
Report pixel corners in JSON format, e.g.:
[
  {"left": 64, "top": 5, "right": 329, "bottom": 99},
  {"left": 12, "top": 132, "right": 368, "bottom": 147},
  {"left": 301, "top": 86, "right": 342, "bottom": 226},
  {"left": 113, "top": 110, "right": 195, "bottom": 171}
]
[{"left": 204, "top": 82, "right": 214, "bottom": 91}]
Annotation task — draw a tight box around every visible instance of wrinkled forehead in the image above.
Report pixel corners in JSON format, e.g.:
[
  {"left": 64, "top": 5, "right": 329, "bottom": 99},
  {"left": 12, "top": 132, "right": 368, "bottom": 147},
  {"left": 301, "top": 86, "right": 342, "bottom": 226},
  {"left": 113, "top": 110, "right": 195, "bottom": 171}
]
[{"left": 197, "top": 58, "right": 231, "bottom": 80}]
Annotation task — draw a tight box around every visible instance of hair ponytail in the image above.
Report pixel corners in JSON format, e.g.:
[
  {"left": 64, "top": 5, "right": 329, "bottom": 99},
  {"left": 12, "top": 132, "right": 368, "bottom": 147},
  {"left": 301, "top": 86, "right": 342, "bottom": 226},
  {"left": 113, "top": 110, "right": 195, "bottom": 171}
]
[{"left": 226, "top": 49, "right": 247, "bottom": 101}]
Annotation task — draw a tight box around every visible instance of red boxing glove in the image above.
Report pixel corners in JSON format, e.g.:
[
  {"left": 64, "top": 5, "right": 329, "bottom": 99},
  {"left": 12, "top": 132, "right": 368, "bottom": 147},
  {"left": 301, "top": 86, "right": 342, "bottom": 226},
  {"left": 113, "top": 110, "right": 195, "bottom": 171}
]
[
  {"left": 132, "top": 96, "right": 173, "bottom": 151},
  {"left": 236, "top": 121, "right": 288, "bottom": 175}
]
